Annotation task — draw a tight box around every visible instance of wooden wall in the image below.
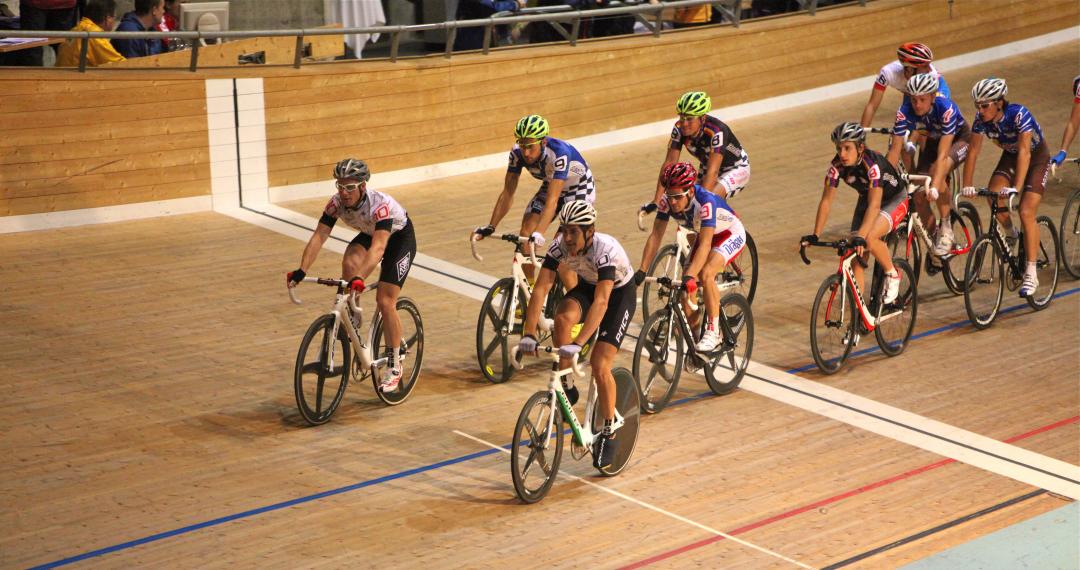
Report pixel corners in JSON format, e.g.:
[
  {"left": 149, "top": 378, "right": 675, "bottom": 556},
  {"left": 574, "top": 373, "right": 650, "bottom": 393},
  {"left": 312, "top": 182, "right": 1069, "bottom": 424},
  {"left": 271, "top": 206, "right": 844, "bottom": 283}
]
[{"left": 1, "top": 0, "right": 1076, "bottom": 217}]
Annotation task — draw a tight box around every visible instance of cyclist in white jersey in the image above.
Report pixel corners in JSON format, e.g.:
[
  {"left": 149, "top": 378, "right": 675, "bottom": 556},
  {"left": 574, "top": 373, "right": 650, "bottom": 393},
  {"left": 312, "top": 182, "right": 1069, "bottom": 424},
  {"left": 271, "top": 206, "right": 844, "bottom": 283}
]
[
  {"left": 518, "top": 201, "right": 636, "bottom": 470},
  {"left": 286, "top": 158, "right": 417, "bottom": 392},
  {"left": 1050, "top": 75, "right": 1080, "bottom": 168}
]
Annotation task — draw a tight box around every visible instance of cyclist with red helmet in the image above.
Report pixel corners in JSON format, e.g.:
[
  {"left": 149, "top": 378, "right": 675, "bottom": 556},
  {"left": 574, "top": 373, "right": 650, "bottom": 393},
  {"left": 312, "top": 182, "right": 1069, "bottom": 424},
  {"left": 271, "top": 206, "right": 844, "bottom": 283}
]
[
  {"left": 637, "top": 162, "right": 748, "bottom": 352},
  {"left": 1049, "top": 75, "right": 1080, "bottom": 168},
  {"left": 860, "top": 42, "right": 952, "bottom": 128}
]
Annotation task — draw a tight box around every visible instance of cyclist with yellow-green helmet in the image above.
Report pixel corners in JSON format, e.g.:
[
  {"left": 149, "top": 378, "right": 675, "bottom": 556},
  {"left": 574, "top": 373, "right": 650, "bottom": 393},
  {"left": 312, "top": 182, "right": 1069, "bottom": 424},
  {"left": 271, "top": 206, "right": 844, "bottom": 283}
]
[{"left": 644, "top": 91, "right": 750, "bottom": 214}]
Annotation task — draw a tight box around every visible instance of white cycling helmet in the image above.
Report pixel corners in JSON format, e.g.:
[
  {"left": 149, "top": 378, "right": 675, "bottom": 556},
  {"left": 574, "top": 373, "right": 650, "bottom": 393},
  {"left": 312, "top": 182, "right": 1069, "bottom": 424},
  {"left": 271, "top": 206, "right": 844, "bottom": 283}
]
[
  {"left": 971, "top": 77, "right": 1008, "bottom": 104},
  {"left": 906, "top": 73, "right": 939, "bottom": 96},
  {"left": 559, "top": 200, "right": 597, "bottom": 226}
]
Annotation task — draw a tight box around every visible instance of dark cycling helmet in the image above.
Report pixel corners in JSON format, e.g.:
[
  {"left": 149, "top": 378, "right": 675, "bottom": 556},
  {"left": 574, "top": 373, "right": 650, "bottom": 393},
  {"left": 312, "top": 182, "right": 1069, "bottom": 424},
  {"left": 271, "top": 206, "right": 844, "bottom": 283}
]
[
  {"left": 971, "top": 77, "right": 1008, "bottom": 104},
  {"left": 660, "top": 162, "right": 698, "bottom": 189},
  {"left": 831, "top": 122, "right": 866, "bottom": 145},
  {"left": 897, "top": 42, "right": 933, "bottom": 66},
  {"left": 1073, "top": 75, "right": 1080, "bottom": 97},
  {"left": 559, "top": 200, "right": 597, "bottom": 226},
  {"left": 333, "top": 158, "right": 370, "bottom": 182},
  {"left": 906, "top": 73, "right": 939, "bottom": 96}
]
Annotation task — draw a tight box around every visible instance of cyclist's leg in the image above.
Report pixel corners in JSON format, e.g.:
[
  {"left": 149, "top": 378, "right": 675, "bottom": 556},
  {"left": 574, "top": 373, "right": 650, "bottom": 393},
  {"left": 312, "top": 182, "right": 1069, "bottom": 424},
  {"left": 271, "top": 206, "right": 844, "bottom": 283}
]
[
  {"left": 850, "top": 200, "right": 870, "bottom": 293},
  {"left": 342, "top": 232, "right": 372, "bottom": 281},
  {"left": 716, "top": 153, "right": 750, "bottom": 200},
  {"left": 555, "top": 282, "right": 589, "bottom": 370},
  {"left": 375, "top": 224, "right": 416, "bottom": 371},
  {"left": 913, "top": 138, "right": 939, "bottom": 234},
  {"left": 519, "top": 204, "right": 542, "bottom": 281},
  {"left": 1019, "top": 145, "right": 1051, "bottom": 264},
  {"left": 989, "top": 155, "right": 1015, "bottom": 233},
  {"left": 870, "top": 193, "right": 904, "bottom": 275},
  {"left": 935, "top": 136, "right": 969, "bottom": 221},
  {"left": 589, "top": 282, "right": 636, "bottom": 423}
]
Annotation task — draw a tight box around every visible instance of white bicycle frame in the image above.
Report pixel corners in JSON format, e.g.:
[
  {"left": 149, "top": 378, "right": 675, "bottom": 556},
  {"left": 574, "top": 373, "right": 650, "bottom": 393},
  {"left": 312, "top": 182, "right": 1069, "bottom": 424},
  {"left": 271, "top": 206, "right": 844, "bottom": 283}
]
[
  {"left": 833, "top": 252, "right": 905, "bottom": 332},
  {"left": 896, "top": 174, "right": 966, "bottom": 259},
  {"left": 288, "top": 278, "right": 393, "bottom": 377},
  {"left": 470, "top": 232, "right": 555, "bottom": 334}
]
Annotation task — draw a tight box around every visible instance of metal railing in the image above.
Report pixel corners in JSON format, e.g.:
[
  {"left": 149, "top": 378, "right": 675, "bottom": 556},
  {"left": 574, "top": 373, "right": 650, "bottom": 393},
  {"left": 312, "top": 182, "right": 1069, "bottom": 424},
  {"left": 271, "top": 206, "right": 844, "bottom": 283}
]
[{"left": 0, "top": 0, "right": 866, "bottom": 72}]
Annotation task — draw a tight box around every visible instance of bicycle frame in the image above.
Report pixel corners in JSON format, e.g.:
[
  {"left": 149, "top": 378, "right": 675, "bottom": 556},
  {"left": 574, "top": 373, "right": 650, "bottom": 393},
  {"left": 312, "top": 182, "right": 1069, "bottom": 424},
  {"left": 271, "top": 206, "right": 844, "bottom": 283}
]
[
  {"left": 639, "top": 210, "right": 743, "bottom": 296},
  {"left": 897, "top": 174, "right": 972, "bottom": 260},
  {"left": 288, "top": 278, "right": 395, "bottom": 378},
  {"left": 644, "top": 276, "right": 741, "bottom": 359},
  {"left": 977, "top": 189, "right": 1026, "bottom": 278},
  {"left": 470, "top": 232, "right": 555, "bottom": 334},
  {"left": 802, "top": 242, "right": 898, "bottom": 333}
]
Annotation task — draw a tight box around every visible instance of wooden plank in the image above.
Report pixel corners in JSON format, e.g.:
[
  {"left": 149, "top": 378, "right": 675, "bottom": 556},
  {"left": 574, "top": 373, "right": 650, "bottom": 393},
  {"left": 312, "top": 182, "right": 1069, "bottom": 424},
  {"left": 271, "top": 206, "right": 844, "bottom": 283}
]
[
  {"left": 0, "top": 116, "right": 208, "bottom": 149},
  {"left": 0, "top": 178, "right": 209, "bottom": 215}
]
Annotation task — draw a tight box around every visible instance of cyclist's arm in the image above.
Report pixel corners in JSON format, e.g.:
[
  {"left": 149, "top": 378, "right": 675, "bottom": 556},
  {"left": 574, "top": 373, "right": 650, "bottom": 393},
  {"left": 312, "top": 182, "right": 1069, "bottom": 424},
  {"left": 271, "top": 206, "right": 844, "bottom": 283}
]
[
  {"left": 352, "top": 227, "right": 391, "bottom": 280},
  {"left": 534, "top": 178, "right": 566, "bottom": 235},
  {"left": 487, "top": 171, "right": 521, "bottom": 229},
  {"left": 684, "top": 226, "right": 714, "bottom": 277},
  {"left": 962, "top": 133, "right": 984, "bottom": 188},
  {"left": 929, "top": 133, "right": 954, "bottom": 191},
  {"left": 1012, "top": 130, "right": 1033, "bottom": 191},
  {"left": 700, "top": 153, "right": 724, "bottom": 197},
  {"left": 860, "top": 88, "right": 885, "bottom": 128},
  {"left": 653, "top": 147, "right": 681, "bottom": 204},
  {"left": 638, "top": 218, "right": 668, "bottom": 272},
  {"left": 811, "top": 183, "right": 838, "bottom": 237},
  {"left": 856, "top": 187, "right": 882, "bottom": 238},
  {"left": 523, "top": 266, "right": 557, "bottom": 339},
  {"left": 1059, "top": 100, "right": 1080, "bottom": 156},
  {"left": 886, "top": 134, "right": 905, "bottom": 168},
  {"left": 298, "top": 222, "right": 333, "bottom": 272},
  {"left": 573, "top": 278, "right": 613, "bottom": 345}
]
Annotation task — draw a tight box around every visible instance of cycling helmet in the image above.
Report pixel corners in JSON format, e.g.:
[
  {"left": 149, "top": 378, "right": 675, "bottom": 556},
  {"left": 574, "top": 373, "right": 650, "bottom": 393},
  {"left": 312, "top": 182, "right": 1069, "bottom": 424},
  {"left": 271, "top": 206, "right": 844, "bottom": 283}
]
[
  {"left": 559, "top": 200, "right": 597, "bottom": 226},
  {"left": 971, "top": 77, "right": 1008, "bottom": 104},
  {"left": 830, "top": 122, "right": 866, "bottom": 145},
  {"left": 1073, "top": 74, "right": 1080, "bottom": 96},
  {"left": 333, "top": 158, "right": 370, "bottom": 182},
  {"left": 514, "top": 115, "right": 550, "bottom": 140},
  {"left": 660, "top": 162, "right": 698, "bottom": 189},
  {"left": 676, "top": 91, "right": 711, "bottom": 116},
  {"left": 906, "top": 73, "right": 939, "bottom": 96},
  {"left": 897, "top": 42, "right": 933, "bottom": 66}
]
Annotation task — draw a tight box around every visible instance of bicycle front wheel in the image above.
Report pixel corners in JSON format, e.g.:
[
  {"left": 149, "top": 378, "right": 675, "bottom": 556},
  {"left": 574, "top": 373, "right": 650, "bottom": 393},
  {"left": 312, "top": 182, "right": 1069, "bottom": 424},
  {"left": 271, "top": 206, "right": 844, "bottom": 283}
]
[
  {"left": 596, "top": 367, "right": 641, "bottom": 477},
  {"left": 632, "top": 308, "right": 685, "bottom": 414},
  {"left": 641, "top": 244, "right": 679, "bottom": 322},
  {"left": 704, "top": 293, "right": 753, "bottom": 395},
  {"left": 476, "top": 277, "right": 522, "bottom": 384},
  {"left": 963, "top": 236, "right": 1005, "bottom": 329},
  {"left": 511, "top": 391, "right": 564, "bottom": 504},
  {"left": 371, "top": 297, "right": 424, "bottom": 405},
  {"left": 874, "top": 259, "right": 918, "bottom": 356},
  {"left": 1026, "top": 215, "right": 1060, "bottom": 310},
  {"left": 721, "top": 232, "right": 758, "bottom": 304},
  {"left": 1060, "top": 189, "right": 1080, "bottom": 279},
  {"left": 810, "top": 274, "right": 856, "bottom": 374},
  {"left": 941, "top": 202, "right": 982, "bottom": 295},
  {"left": 294, "top": 314, "right": 351, "bottom": 426}
]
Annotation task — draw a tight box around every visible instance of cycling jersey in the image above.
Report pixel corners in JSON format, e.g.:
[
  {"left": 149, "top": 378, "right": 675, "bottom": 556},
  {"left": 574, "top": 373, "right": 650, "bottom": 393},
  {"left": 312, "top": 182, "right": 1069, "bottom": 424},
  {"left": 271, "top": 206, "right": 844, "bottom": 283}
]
[
  {"left": 508, "top": 137, "right": 595, "bottom": 204},
  {"left": 893, "top": 95, "right": 968, "bottom": 140},
  {"left": 873, "top": 61, "right": 951, "bottom": 98},
  {"left": 669, "top": 115, "right": 747, "bottom": 174},
  {"left": 542, "top": 232, "right": 634, "bottom": 287},
  {"left": 656, "top": 185, "right": 740, "bottom": 234},
  {"left": 1074, "top": 74, "right": 1080, "bottom": 103},
  {"left": 825, "top": 149, "right": 905, "bottom": 203},
  {"left": 320, "top": 189, "right": 410, "bottom": 235},
  {"left": 972, "top": 103, "right": 1045, "bottom": 154}
]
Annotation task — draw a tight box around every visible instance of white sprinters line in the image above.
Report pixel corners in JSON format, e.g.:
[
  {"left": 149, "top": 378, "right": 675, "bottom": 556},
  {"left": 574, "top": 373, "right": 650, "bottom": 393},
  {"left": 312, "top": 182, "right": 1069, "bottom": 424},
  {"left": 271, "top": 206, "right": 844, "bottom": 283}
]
[{"left": 452, "top": 430, "right": 813, "bottom": 569}]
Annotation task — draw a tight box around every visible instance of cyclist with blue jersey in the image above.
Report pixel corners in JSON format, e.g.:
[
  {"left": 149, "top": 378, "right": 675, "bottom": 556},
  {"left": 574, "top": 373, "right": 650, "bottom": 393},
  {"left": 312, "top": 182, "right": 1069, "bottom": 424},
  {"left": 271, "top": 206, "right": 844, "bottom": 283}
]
[
  {"left": 637, "top": 162, "right": 749, "bottom": 352},
  {"left": 1049, "top": 75, "right": 1080, "bottom": 168},
  {"left": 886, "top": 73, "right": 971, "bottom": 257},
  {"left": 960, "top": 78, "right": 1051, "bottom": 297},
  {"left": 642, "top": 92, "right": 750, "bottom": 214}
]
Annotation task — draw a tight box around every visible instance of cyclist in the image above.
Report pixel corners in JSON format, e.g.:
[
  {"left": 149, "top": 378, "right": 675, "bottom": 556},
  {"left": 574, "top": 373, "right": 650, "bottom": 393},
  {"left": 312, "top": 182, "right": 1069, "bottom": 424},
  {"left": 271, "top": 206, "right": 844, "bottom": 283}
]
[
  {"left": 642, "top": 91, "right": 750, "bottom": 214},
  {"left": 1049, "top": 75, "right": 1080, "bottom": 168},
  {"left": 860, "top": 42, "right": 952, "bottom": 128},
  {"left": 637, "top": 162, "right": 748, "bottom": 352},
  {"left": 286, "top": 158, "right": 417, "bottom": 392},
  {"left": 886, "top": 73, "right": 971, "bottom": 257},
  {"left": 960, "top": 78, "right": 1050, "bottom": 298},
  {"left": 517, "top": 201, "right": 636, "bottom": 470},
  {"left": 474, "top": 114, "right": 596, "bottom": 285},
  {"left": 802, "top": 123, "right": 905, "bottom": 305}
]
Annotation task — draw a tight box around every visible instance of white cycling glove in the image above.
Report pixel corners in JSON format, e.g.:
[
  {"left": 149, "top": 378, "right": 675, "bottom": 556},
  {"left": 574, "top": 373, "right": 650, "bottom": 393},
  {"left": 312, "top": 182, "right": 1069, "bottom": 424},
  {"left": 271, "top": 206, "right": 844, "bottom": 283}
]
[
  {"left": 926, "top": 186, "right": 939, "bottom": 201},
  {"left": 961, "top": 186, "right": 977, "bottom": 197},
  {"left": 530, "top": 231, "right": 546, "bottom": 248},
  {"left": 1000, "top": 187, "right": 1018, "bottom": 197},
  {"left": 518, "top": 335, "right": 538, "bottom": 355},
  {"left": 904, "top": 141, "right": 918, "bottom": 155}
]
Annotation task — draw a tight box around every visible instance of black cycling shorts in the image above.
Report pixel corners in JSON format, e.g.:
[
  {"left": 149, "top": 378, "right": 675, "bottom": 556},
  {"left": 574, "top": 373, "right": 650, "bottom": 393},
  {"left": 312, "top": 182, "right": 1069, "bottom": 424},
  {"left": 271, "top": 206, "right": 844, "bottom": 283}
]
[
  {"left": 561, "top": 280, "right": 637, "bottom": 349},
  {"left": 348, "top": 219, "right": 417, "bottom": 288}
]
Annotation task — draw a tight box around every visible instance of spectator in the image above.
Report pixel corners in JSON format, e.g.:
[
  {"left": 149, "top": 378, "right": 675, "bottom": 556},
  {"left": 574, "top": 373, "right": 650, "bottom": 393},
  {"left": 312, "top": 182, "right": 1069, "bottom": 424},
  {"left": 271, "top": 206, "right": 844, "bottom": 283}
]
[
  {"left": 453, "top": 0, "right": 525, "bottom": 51},
  {"left": 56, "top": 0, "right": 124, "bottom": 66},
  {"left": 590, "top": 0, "right": 634, "bottom": 38},
  {"left": 155, "top": 0, "right": 180, "bottom": 51},
  {"left": 750, "top": 0, "right": 797, "bottom": 18},
  {"left": 673, "top": 2, "right": 710, "bottom": 28},
  {"left": 13, "top": 0, "right": 77, "bottom": 66},
  {"left": 111, "top": 0, "right": 163, "bottom": 58}
]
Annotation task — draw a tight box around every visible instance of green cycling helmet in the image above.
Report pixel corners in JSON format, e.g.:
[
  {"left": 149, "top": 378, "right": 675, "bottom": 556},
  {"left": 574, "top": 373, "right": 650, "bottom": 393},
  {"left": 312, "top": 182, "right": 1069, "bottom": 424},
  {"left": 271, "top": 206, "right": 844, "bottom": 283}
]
[
  {"left": 676, "top": 91, "right": 711, "bottom": 116},
  {"left": 514, "top": 115, "right": 550, "bottom": 140}
]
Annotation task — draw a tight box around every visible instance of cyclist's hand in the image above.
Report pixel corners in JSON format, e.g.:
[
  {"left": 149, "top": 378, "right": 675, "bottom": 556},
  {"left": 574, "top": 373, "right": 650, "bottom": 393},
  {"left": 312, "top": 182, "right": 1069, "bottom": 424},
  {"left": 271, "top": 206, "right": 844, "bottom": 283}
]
[
  {"left": 348, "top": 277, "right": 365, "bottom": 294},
  {"left": 518, "top": 335, "right": 538, "bottom": 355},
  {"left": 851, "top": 236, "right": 867, "bottom": 256},
  {"left": 999, "top": 187, "right": 1018, "bottom": 197},
  {"left": 681, "top": 275, "right": 698, "bottom": 295},
  {"left": 961, "top": 186, "right": 978, "bottom": 197},
  {"left": 558, "top": 343, "right": 581, "bottom": 359},
  {"left": 1050, "top": 150, "right": 1066, "bottom": 166},
  {"left": 287, "top": 268, "right": 305, "bottom": 288},
  {"left": 926, "top": 186, "right": 939, "bottom": 201},
  {"left": 474, "top": 224, "right": 495, "bottom": 239},
  {"left": 800, "top": 234, "right": 819, "bottom": 246},
  {"left": 530, "top": 231, "right": 546, "bottom": 248},
  {"left": 633, "top": 269, "right": 647, "bottom": 286},
  {"left": 639, "top": 202, "right": 658, "bottom": 215},
  {"left": 904, "top": 141, "right": 918, "bottom": 155}
]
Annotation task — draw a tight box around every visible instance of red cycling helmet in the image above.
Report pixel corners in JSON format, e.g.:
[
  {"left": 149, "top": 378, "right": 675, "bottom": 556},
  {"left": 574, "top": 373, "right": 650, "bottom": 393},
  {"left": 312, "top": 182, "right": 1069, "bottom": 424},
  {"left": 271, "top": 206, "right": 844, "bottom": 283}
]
[
  {"left": 897, "top": 42, "right": 933, "bottom": 67},
  {"left": 661, "top": 162, "right": 698, "bottom": 189}
]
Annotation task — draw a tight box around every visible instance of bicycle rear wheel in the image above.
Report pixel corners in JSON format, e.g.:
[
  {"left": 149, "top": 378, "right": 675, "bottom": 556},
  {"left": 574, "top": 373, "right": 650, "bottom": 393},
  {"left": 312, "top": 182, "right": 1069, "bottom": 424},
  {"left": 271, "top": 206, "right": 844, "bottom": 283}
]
[
  {"left": 511, "top": 391, "right": 564, "bottom": 503},
  {"left": 963, "top": 236, "right": 1005, "bottom": 329},
  {"left": 1026, "top": 215, "right": 1060, "bottom": 310},
  {"left": 721, "top": 232, "right": 758, "bottom": 304},
  {"left": 641, "top": 244, "right": 679, "bottom": 322},
  {"left": 371, "top": 297, "right": 424, "bottom": 405},
  {"left": 941, "top": 202, "right": 982, "bottom": 294},
  {"left": 1060, "top": 189, "right": 1080, "bottom": 279},
  {"left": 703, "top": 293, "right": 753, "bottom": 395},
  {"left": 810, "top": 274, "right": 856, "bottom": 374},
  {"left": 595, "top": 367, "right": 640, "bottom": 477},
  {"left": 632, "top": 308, "right": 685, "bottom": 414},
  {"left": 294, "top": 314, "right": 351, "bottom": 426},
  {"left": 874, "top": 259, "right": 917, "bottom": 356},
  {"left": 476, "top": 277, "right": 523, "bottom": 384}
]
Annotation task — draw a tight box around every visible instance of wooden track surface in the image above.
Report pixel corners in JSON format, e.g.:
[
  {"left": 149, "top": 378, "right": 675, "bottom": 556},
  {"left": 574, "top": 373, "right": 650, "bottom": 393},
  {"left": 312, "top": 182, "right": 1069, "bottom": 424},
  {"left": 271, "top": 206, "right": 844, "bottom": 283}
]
[{"left": 2, "top": 40, "right": 1078, "bottom": 570}]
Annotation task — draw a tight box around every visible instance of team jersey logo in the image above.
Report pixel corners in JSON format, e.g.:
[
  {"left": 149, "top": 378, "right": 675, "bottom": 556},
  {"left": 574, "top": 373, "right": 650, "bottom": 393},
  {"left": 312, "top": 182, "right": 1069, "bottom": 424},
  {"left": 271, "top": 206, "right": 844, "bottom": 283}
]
[
  {"left": 373, "top": 204, "right": 390, "bottom": 221},
  {"left": 396, "top": 254, "right": 411, "bottom": 282},
  {"left": 868, "top": 163, "right": 881, "bottom": 182},
  {"left": 670, "top": 127, "right": 681, "bottom": 141},
  {"left": 876, "top": 72, "right": 887, "bottom": 87},
  {"left": 942, "top": 106, "right": 954, "bottom": 123},
  {"left": 699, "top": 202, "right": 713, "bottom": 221},
  {"left": 324, "top": 197, "right": 339, "bottom": 217}
]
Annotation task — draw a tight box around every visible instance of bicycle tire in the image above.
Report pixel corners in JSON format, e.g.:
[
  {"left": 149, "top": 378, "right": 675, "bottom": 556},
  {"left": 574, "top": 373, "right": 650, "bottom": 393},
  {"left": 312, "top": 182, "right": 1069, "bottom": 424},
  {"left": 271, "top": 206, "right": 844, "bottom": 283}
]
[
  {"left": 722, "top": 232, "right": 758, "bottom": 305},
  {"left": 476, "top": 277, "right": 522, "bottom": 384},
  {"left": 703, "top": 293, "right": 753, "bottom": 395},
  {"left": 294, "top": 313, "right": 351, "bottom": 426},
  {"left": 889, "top": 219, "right": 922, "bottom": 290},
  {"left": 632, "top": 308, "right": 685, "bottom": 414},
  {"left": 941, "top": 202, "right": 982, "bottom": 295},
  {"left": 1026, "top": 215, "right": 1060, "bottom": 310},
  {"left": 874, "top": 259, "right": 918, "bottom": 356},
  {"left": 1060, "top": 188, "right": 1080, "bottom": 279},
  {"left": 596, "top": 367, "right": 640, "bottom": 477},
  {"left": 641, "top": 244, "right": 679, "bottom": 322},
  {"left": 810, "top": 274, "right": 856, "bottom": 374},
  {"left": 963, "top": 236, "right": 1004, "bottom": 329},
  {"left": 511, "top": 390, "right": 564, "bottom": 503},
  {"left": 370, "top": 297, "right": 424, "bottom": 405}
]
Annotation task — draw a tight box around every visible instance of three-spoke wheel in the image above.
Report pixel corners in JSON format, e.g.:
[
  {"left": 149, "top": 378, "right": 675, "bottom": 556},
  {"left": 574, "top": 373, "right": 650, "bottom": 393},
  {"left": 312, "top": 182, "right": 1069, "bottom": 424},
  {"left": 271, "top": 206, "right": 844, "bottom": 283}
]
[
  {"left": 371, "top": 297, "right": 425, "bottom": 405},
  {"left": 294, "top": 314, "right": 351, "bottom": 425}
]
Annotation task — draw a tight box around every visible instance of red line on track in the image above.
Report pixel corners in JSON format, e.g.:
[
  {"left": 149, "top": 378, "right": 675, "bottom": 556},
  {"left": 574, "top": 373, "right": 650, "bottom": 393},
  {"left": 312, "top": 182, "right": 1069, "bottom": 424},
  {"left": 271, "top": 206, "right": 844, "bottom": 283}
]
[{"left": 619, "top": 415, "right": 1079, "bottom": 569}]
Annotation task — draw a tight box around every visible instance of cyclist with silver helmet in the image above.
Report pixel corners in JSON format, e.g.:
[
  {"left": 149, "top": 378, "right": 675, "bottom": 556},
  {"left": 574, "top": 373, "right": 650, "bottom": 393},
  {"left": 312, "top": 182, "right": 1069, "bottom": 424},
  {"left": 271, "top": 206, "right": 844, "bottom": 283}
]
[
  {"left": 638, "top": 162, "right": 748, "bottom": 352},
  {"left": 860, "top": 42, "right": 952, "bottom": 128},
  {"left": 802, "top": 123, "right": 905, "bottom": 304},
  {"left": 474, "top": 115, "right": 596, "bottom": 278},
  {"left": 518, "top": 201, "right": 636, "bottom": 470},
  {"left": 286, "top": 158, "right": 417, "bottom": 393},
  {"left": 1049, "top": 75, "right": 1080, "bottom": 168},
  {"left": 643, "top": 91, "right": 750, "bottom": 214},
  {"left": 886, "top": 72, "right": 971, "bottom": 257},
  {"left": 960, "top": 77, "right": 1050, "bottom": 298}
]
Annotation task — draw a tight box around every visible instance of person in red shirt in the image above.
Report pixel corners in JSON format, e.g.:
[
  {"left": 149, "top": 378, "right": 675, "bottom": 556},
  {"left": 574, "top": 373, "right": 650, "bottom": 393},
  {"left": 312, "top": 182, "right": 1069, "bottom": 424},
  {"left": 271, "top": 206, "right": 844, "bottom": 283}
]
[{"left": 156, "top": 0, "right": 180, "bottom": 50}]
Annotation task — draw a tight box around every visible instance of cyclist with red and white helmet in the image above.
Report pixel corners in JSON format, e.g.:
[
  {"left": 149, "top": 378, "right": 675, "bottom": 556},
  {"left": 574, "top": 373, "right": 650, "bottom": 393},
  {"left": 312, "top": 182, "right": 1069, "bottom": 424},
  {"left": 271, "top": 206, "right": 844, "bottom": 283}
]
[
  {"left": 1049, "top": 75, "right": 1080, "bottom": 168},
  {"left": 637, "top": 162, "right": 748, "bottom": 352},
  {"left": 642, "top": 91, "right": 750, "bottom": 214},
  {"left": 860, "top": 42, "right": 952, "bottom": 128},
  {"left": 886, "top": 72, "right": 971, "bottom": 257}
]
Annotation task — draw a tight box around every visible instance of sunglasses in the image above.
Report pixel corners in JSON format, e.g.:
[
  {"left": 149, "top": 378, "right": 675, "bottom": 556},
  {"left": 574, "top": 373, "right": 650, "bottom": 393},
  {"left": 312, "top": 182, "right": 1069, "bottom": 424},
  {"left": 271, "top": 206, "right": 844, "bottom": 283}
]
[
  {"left": 677, "top": 114, "right": 701, "bottom": 123},
  {"left": 335, "top": 181, "right": 363, "bottom": 193},
  {"left": 516, "top": 138, "right": 542, "bottom": 148},
  {"left": 665, "top": 188, "right": 692, "bottom": 200},
  {"left": 975, "top": 102, "right": 995, "bottom": 110}
]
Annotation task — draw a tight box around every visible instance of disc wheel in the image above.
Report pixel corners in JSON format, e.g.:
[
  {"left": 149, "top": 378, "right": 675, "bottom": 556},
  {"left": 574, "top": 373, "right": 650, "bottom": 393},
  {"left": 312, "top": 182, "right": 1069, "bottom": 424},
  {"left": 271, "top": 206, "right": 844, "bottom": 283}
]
[
  {"left": 963, "top": 235, "right": 1005, "bottom": 329},
  {"left": 371, "top": 297, "right": 424, "bottom": 405},
  {"left": 874, "top": 259, "right": 918, "bottom": 356},
  {"left": 294, "top": 314, "right": 351, "bottom": 426},
  {"left": 810, "top": 274, "right": 856, "bottom": 374},
  {"left": 703, "top": 293, "right": 753, "bottom": 395},
  {"left": 594, "top": 367, "right": 641, "bottom": 477},
  {"left": 632, "top": 308, "right": 684, "bottom": 414},
  {"left": 511, "top": 391, "right": 564, "bottom": 503}
]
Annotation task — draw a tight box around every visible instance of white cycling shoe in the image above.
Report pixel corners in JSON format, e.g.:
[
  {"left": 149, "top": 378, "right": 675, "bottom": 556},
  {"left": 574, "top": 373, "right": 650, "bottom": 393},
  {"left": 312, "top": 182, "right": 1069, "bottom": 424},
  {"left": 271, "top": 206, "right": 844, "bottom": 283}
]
[
  {"left": 695, "top": 325, "right": 721, "bottom": 353},
  {"left": 1019, "top": 271, "right": 1038, "bottom": 298},
  {"left": 883, "top": 271, "right": 901, "bottom": 305},
  {"left": 380, "top": 368, "right": 402, "bottom": 392},
  {"left": 933, "top": 229, "right": 954, "bottom": 257}
]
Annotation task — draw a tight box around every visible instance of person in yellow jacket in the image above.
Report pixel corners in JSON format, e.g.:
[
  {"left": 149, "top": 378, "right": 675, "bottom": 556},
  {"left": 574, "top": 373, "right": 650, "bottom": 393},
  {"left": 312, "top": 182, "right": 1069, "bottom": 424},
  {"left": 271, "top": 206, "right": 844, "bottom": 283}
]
[{"left": 57, "top": 0, "right": 126, "bottom": 67}]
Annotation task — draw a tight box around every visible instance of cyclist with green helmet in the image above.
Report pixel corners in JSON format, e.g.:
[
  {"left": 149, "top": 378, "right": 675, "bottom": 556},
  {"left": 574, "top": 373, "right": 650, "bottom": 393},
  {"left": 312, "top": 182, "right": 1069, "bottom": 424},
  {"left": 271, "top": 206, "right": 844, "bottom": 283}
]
[{"left": 643, "top": 91, "right": 750, "bottom": 214}]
